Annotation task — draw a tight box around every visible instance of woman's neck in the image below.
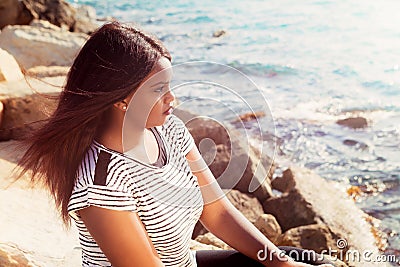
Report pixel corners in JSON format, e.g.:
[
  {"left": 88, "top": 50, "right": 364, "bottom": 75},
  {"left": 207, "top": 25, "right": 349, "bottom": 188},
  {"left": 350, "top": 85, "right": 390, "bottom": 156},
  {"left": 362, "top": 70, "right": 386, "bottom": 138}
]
[{"left": 96, "top": 124, "right": 147, "bottom": 154}]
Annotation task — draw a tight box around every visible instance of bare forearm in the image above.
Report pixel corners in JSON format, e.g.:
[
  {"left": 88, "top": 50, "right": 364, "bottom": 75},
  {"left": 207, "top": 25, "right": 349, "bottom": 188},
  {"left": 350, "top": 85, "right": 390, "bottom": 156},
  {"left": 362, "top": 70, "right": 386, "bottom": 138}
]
[{"left": 201, "top": 202, "right": 290, "bottom": 267}]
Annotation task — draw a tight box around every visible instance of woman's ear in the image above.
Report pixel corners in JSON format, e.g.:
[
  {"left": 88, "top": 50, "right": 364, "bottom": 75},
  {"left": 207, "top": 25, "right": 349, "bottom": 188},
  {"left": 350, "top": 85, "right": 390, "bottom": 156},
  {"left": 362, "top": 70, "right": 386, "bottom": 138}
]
[{"left": 113, "top": 100, "right": 128, "bottom": 111}]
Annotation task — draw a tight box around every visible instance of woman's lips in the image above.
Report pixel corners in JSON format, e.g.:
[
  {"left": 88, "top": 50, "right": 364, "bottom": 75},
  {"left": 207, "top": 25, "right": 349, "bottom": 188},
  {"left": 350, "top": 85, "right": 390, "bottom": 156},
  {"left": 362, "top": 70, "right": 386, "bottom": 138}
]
[{"left": 163, "top": 106, "right": 174, "bottom": 115}]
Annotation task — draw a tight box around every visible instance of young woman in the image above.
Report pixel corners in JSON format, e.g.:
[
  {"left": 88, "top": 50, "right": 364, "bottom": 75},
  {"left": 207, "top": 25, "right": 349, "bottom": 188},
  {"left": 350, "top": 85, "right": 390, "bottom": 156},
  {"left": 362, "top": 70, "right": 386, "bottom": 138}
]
[{"left": 15, "top": 21, "right": 336, "bottom": 267}]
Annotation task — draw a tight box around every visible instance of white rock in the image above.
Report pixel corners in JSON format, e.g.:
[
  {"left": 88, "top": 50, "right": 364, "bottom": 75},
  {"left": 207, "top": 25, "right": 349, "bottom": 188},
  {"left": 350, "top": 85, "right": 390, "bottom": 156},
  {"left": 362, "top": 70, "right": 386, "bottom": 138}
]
[
  {"left": 195, "top": 232, "right": 232, "bottom": 250},
  {"left": 0, "top": 21, "right": 88, "bottom": 69},
  {"left": 29, "top": 19, "right": 63, "bottom": 32},
  {"left": 0, "top": 140, "right": 81, "bottom": 267},
  {"left": 26, "top": 65, "right": 70, "bottom": 78},
  {"left": 0, "top": 76, "right": 64, "bottom": 140},
  {"left": 0, "top": 48, "right": 23, "bottom": 82},
  {"left": 76, "top": 5, "right": 97, "bottom": 21},
  {"left": 189, "top": 239, "right": 222, "bottom": 251}
]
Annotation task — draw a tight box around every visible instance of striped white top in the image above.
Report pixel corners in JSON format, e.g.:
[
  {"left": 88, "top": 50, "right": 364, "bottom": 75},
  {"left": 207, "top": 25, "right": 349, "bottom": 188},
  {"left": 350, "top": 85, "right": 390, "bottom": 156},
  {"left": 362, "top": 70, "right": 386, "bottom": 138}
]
[{"left": 68, "top": 114, "right": 204, "bottom": 267}]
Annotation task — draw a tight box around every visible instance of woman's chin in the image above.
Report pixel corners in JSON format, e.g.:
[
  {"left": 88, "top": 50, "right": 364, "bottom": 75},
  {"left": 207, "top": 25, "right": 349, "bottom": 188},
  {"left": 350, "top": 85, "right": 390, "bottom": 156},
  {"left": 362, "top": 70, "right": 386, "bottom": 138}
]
[{"left": 146, "top": 116, "right": 168, "bottom": 128}]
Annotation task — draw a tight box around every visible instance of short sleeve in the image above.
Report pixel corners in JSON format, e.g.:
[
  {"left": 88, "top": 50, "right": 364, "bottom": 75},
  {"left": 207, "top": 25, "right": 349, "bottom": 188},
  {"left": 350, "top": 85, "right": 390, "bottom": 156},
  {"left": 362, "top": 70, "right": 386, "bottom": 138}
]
[
  {"left": 68, "top": 184, "right": 138, "bottom": 220},
  {"left": 68, "top": 150, "right": 138, "bottom": 220},
  {"left": 170, "top": 115, "right": 196, "bottom": 155}
]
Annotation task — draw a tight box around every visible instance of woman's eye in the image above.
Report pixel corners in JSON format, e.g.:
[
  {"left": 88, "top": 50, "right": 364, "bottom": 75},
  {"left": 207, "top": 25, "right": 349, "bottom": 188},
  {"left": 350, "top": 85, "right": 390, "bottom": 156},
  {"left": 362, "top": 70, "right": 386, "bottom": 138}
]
[{"left": 154, "top": 86, "right": 164, "bottom": 93}]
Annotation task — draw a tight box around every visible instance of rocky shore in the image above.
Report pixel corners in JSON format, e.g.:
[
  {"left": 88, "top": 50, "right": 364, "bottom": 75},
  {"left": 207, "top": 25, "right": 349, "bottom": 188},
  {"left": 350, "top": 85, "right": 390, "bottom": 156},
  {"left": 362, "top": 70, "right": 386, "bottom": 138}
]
[{"left": 0, "top": 1, "right": 390, "bottom": 266}]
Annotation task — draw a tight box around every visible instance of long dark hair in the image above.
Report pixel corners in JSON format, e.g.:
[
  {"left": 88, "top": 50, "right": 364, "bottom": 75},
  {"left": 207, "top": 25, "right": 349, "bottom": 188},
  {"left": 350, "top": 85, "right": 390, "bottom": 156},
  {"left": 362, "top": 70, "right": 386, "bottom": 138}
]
[{"left": 13, "top": 21, "right": 171, "bottom": 225}]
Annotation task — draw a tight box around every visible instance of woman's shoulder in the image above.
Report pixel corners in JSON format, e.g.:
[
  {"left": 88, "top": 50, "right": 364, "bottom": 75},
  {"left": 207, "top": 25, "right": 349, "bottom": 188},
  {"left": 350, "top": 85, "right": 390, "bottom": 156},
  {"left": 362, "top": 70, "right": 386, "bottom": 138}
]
[
  {"left": 74, "top": 143, "right": 100, "bottom": 186},
  {"left": 74, "top": 142, "right": 131, "bottom": 189}
]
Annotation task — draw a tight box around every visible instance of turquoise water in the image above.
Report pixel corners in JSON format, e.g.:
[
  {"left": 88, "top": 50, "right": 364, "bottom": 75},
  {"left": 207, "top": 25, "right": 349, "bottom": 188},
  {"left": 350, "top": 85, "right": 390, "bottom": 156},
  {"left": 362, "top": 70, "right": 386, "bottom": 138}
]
[{"left": 70, "top": 0, "right": 399, "bottom": 260}]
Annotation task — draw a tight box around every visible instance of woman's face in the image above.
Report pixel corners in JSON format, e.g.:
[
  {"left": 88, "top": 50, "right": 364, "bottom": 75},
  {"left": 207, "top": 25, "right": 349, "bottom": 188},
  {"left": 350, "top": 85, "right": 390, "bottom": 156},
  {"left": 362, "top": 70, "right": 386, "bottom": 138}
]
[{"left": 124, "top": 57, "right": 175, "bottom": 129}]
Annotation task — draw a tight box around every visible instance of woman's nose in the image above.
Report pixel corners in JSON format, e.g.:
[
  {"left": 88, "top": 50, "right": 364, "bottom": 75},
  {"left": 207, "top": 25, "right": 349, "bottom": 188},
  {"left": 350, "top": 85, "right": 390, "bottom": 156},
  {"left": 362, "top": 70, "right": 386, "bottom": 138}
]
[{"left": 164, "top": 89, "right": 175, "bottom": 104}]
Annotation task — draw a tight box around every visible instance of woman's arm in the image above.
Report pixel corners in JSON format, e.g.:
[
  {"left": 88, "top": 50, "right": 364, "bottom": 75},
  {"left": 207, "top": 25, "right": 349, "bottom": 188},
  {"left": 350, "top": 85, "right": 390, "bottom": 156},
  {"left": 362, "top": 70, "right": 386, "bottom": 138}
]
[
  {"left": 79, "top": 206, "right": 165, "bottom": 267},
  {"left": 186, "top": 145, "right": 332, "bottom": 267}
]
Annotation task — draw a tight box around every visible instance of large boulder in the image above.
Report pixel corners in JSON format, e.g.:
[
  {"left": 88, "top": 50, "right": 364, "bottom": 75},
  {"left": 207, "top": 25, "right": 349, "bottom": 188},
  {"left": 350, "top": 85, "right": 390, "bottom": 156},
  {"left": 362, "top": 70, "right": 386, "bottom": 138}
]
[
  {"left": 0, "top": 48, "right": 24, "bottom": 82},
  {"left": 20, "top": 0, "right": 98, "bottom": 34},
  {"left": 0, "top": 20, "right": 87, "bottom": 69},
  {"left": 20, "top": 0, "right": 76, "bottom": 31},
  {"left": 0, "top": 0, "right": 18, "bottom": 28},
  {"left": 276, "top": 224, "right": 350, "bottom": 267},
  {"left": 174, "top": 109, "right": 275, "bottom": 202},
  {"left": 224, "top": 189, "right": 264, "bottom": 223},
  {"left": 195, "top": 232, "right": 232, "bottom": 250},
  {"left": 0, "top": 0, "right": 98, "bottom": 34},
  {"left": 264, "top": 166, "right": 388, "bottom": 267},
  {"left": 26, "top": 65, "right": 70, "bottom": 78},
  {"left": 336, "top": 117, "right": 368, "bottom": 129},
  {"left": 276, "top": 224, "right": 335, "bottom": 253},
  {"left": 0, "top": 140, "right": 81, "bottom": 266},
  {"left": 192, "top": 189, "right": 264, "bottom": 238},
  {"left": 0, "top": 0, "right": 21, "bottom": 29},
  {"left": 254, "top": 213, "right": 282, "bottom": 243},
  {"left": 72, "top": 4, "right": 98, "bottom": 34},
  {"left": 189, "top": 239, "right": 221, "bottom": 251},
  {"left": 0, "top": 243, "right": 38, "bottom": 267},
  {"left": 0, "top": 76, "right": 63, "bottom": 140}
]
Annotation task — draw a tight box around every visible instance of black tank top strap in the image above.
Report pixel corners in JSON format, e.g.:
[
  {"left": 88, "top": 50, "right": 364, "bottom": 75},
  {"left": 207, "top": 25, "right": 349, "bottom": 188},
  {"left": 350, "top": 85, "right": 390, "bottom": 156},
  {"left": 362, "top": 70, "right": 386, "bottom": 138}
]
[{"left": 149, "top": 127, "right": 167, "bottom": 167}]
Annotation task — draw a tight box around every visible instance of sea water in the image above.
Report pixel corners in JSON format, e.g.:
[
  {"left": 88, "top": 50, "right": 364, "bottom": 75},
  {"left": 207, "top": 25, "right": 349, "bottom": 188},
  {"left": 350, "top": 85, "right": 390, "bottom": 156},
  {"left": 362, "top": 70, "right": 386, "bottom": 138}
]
[{"left": 69, "top": 0, "right": 399, "bottom": 260}]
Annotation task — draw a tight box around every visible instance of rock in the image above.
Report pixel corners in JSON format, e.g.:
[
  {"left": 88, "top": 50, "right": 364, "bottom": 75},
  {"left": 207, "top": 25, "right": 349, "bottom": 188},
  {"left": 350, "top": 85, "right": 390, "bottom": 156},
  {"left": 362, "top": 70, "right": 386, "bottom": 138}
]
[
  {"left": 254, "top": 214, "right": 281, "bottom": 243},
  {"left": 336, "top": 117, "right": 368, "bottom": 129},
  {"left": 26, "top": 65, "right": 70, "bottom": 78},
  {"left": 195, "top": 233, "right": 232, "bottom": 250},
  {"left": 0, "top": 140, "right": 81, "bottom": 266},
  {"left": 276, "top": 224, "right": 335, "bottom": 253},
  {"left": 212, "top": 30, "right": 226, "bottom": 38},
  {"left": 0, "top": 0, "right": 20, "bottom": 29},
  {"left": 0, "top": 0, "right": 99, "bottom": 34},
  {"left": 174, "top": 110, "right": 274, "bottom": 202},
  {"left": 0, "top": 48, "right": 24, "bottom": 82},
  {"left": 277, "top": 224, "right": 350, "bottom": 267},
  {"left": 271, "top": 170, "right": 296, "bottom": 193},
  {"left": 189, "top": 239, "right": 222, "bottom": 251},
  {"left": 192, "top": 220, "right": 209, "bottom": 239},
  {"left": 263, "top": 188, "right": 317, "bottom": 231},
  {"left": 76, "top": 5, "right": 97, "bottom": 21},
  {"left": 0, "top": 244, "right": 38, "bottom": 267},
  {"left": 20, "top": 0, "right": 77, "bottom": 31},
  {"left": 72, "top": 18, "right": 98, "bottom": 35},
  {"left": 342, "top": 139, "right": 369, "bottom": 150},
  {"left": 18, "top": 0, "right": 98, "bottom": 34},
  {"left": 175, "top": 109, "right": 275, "bottom": 239},
  {"left": 193, "top": 189, "right": 264, "bottom": 238},
  {"left": 97, "top": 16, "right": 116, "bottom": 22},
  {"left": 224, "top": 189, "right": 264, "bottom": 223},
  {"left": 0, "top": 76, "right": 63, "bottom": 140},
  {"left": 232, "top": 111, "right": 266, "bottom": 123},
  {"left": 29, "top": 19, "right": 62, "bottom": 31},
  {"left": 0, "top": 93, "right": 55, "bottom": 140},
  {"left": 72, "top": 5, "right": 98, "bottom": 34},
  {"left": 0, "top": 21, "right": 87, "bottom": 69},
  {"left": 0, "top": 0, "right": 32, "bottom": 29},
  {"left": 263, "top": 166, "right": 388, "bottom": 267},
  {"left": 179, "top": 110, "right": 230, "bottom": 147}
]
